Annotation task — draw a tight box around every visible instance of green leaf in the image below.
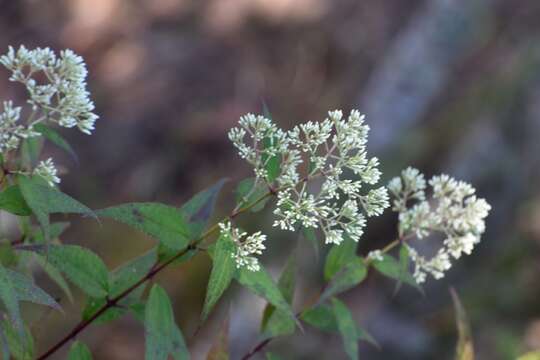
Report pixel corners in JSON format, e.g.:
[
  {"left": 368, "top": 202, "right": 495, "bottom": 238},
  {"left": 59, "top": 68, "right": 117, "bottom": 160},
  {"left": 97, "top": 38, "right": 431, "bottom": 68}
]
[
  {"left": 261, "top": 255, "right": 296, "bottom": 339},
  {"left": 235, "top": 266, "right": 295, "bottom": 323},
  {"left": 371, "top": 253, "right": 421, "bottom": 291},
  {"left": 34, "top": 124, "right": 78, "bottom": 163},
  {"left": 0, "top": 319, "right": 33, "bottom": 360},
  {"left": 235, "top": 178, "right": 270, "bottom": 212},
  {"left": 0, "top": 263, "right": 22, "bottom": 334},
  {"left": 145, "top": 285, "right": 189, "bottom": 360},
  {"left": 265, "top": 353, "right": 283, "bottom": 360},
  {"left": 18, "top": 175, "right": 95, "bottom": 242},
  {"left": 262, "top": 136, "right": 281, "bottom": 182},
  {"left": 19, "top": 245, "right": 109, "bottom": 298},
  {"left": 451, "top": 288, "right": 474, "bottom": 360},
  {"left": 34, "top": 254, "right": 73, "bottom": 302},
  {"left": 67, "top": 341, "right": 93, "bottom": 360},
  {"left": 324, "top": 236, "right": 358, "bottom": 281},
  {"left": 0, "top": 185, "right": 32, "bottom": 216},
  {"left": 332, "top": 298, "right": 358, "bottom": 360},
  {"left": 206, "top": 315, "right": 229, "bottom": 360},
  {"left": 21, "top": 136, "right": 42, "bottom": 168},
  {"left": 110, "top": 249, "right": 157, "bottom": 298},
  {"left": 98, "top": 203, "right": 192, "bottom": 251},
  {"left": 202, "top": 233, "right": 236, "bottom": 321},
  {"left": 7, "top": 269, "right": 61, "bottom": 311},
  {"left": 320, "top": 257, "right": 367, "bottom": 303},
  {"left": 181, "top": 179, "right": 227, "bottom": 237},
  {"left": 31, "top": 221, "right": 70, "bottom": 243}
]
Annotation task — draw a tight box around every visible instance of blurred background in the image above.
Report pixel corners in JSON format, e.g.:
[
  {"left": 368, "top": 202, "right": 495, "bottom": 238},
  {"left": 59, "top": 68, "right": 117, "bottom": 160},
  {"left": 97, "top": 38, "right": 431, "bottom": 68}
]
[{"left": 1, "top": 0, "right": 539, "bottom": 359}]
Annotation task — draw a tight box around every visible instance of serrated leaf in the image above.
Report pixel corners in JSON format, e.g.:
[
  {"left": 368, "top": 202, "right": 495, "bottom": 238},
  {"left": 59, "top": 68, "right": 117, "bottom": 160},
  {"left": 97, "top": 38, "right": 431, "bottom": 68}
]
[
  {"left": 206, "top": 315, "right": 229, "bottom": 360},
  {"left": 110, "top": 249, "right": 157, "bottom": 297},
  {"left": 0, "top": 263, "right": 22, "bottom": 334},
  {"left": 332, "top": 298, "right": 358, "bottom": 360},
  {"left": 324, "top": 236, "right": 358, "bottom": 281},
  {"left": 451, "top": 288, "right": 474, "bottom": 360},
  {"left": 0, "top": 185, "right": 32, "bottom": 216},
  {"left": 19, "top": 245, "right": 109, "bottom": 298},
  {"left": 202, "top": 233, "right": 236, "bottom": 321},
  {"left": 34, "top": 253, "right": 73, "bottom": 302},
  {"left": 235, "top": 266, "right": 295, "bottom": 323},
  {"left": 98, "top": 203, "right": 192, "bottom": 251},
  {"left": 7, "top": 269, "right": 61, "bottom": 311},
  {"left": 261, "top": 255, "right": 296, "bottom": 339},
  {"left": 145, "top": 285, "right": 189, "bottom": 360},
  {"left": 371, "top": 253, "right": 421, "bottom": 291},
  {"left": 0, "top": 319, "right": 33, "bottom": 360},
  {"left": 320, "top": 257, "right": 366, "bottom": 304},
  {"left": 235, "top": 178, "right": 269, "bottom": 212},
  {"left": 181, "top": 179, "right": 227, "bottom": 237},
  {"left": 34, "top": 124, "right": 78, "bottom": 163},
  {"left": 67, "top": 341, "right": 93, "bottom": 360},
  {"left": 18, "top": 175, "right": 95, "bottom": 242}
]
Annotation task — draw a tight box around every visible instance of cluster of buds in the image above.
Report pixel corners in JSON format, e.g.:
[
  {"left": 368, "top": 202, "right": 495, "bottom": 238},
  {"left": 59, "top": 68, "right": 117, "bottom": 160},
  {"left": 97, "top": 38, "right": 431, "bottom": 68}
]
[
  {"left": 388, "top": 167, "right": 491, "bottom": 283},
  {"left": 229, "top": 109, "right": 389, "bottom": 247},
  {"left": 0, "top": 46, "right": 99, "bottom": 186},
  {"left": 218, "top": 222, "right": 266, "bottom": 272}
]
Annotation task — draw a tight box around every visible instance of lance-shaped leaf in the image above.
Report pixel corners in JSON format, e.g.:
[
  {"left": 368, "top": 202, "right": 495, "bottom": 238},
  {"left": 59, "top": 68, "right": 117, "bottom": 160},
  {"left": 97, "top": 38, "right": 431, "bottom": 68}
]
[
  {"left": 31, "top": 221, "right": 70, "bottom": 243},
  {"left": 260, "top": 255, "right": 296, "bottom": 339},
  {"left": 301, "top": 304, "right": 377, "bottom": 347},
  {"left": 0, "top": 185, "right": 32, "bottom": 216},
  {"left": 18, "top": 175, "right": 95, "bottom": 242},
  {"left": 7, "top": 269, "right": 61, "bottom": 311},
  {"left": 0, "top": 319, "right": 34, "bottom": 360},
  {"left": 332, "top": 298, "right": 359, "bottom": 360},
  {"left": 34, "top": 254, "right": 73, "bottom": 302},
  {"left": 451, "top": 288, "right": 474, "bottom": 360},
  {"left": 145, "top": 285, "right": 189, "bottom": 360},
  {"left": 0, "top": 264, "right": 22, "bottom": 334},
  {"left": 202, "top": 233, "right": 236, "bottom": 321},
  {"left": 324, "top": 236, "right": 358, "bottom": 281},
  {"left": 98, "top": 203, "right": 192, "bottom": 251},
  {"left": 206, "top": 315, "right": 229, "bottom": 360},
  {"left": 19, "top": 245, "right": 109, "bottom": 298},
  {"left": 110, "top": 249, "right": 157, "bottom": 297},
  {"left": 371, "top": 252, "right": 422, "bottom": 292},
  {"left": 235, "top": 266, "right": 295, "bottom": 323},
  {"left": 320, "top": 257, "right": 367, "bottom": 304},
  {"left": 67, "top": 341, "right": 93, "bottom": 360},
  {"left": 181, "top": 179, "right": 227, "bottom": 237},
  {"left": 34, "top": 124, "right": 78, "bottom": 163}
]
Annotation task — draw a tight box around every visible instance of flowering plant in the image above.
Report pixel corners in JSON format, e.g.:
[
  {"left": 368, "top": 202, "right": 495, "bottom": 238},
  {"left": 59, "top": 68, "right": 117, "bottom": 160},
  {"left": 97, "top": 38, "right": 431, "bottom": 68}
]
[{"left": 0, "top": 46, "right": 491, "bottom": 360}]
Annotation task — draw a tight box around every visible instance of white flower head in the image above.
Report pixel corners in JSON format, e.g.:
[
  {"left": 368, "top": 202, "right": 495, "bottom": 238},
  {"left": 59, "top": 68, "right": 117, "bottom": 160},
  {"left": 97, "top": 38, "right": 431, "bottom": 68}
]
[
  {"left": 218, "top": 221, "right": 266, "bottom": 272},
  {"left": 389, "top": 168, "right": 491, "bottom": 283},
  {"left": 34, "top": 158, "right": 60, "bottom": 187}
]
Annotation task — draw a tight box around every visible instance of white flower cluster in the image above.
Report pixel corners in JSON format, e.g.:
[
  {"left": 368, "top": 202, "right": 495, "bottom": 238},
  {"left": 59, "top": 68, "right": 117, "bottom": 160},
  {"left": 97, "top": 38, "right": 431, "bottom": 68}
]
[
  {"left": 33, "top": 158, "right": 60, "bottom": 187},
  {"left": 0, "top": 46, "right": 98, "bottom": 137},
  {"left": 0, "top": 100, "right": 39, "bottom": 153},
  {"left": 0, "top": 46, "right": 98, "bottom": 186},
  {"left": 218, "top": 222, "right": 266, "bottom": 272},
  {"left": 229, "top": 110, "right": 389, "bottom": 246},
  {"left": 388, "top": 167, "right": 491, "bottom": 283}
]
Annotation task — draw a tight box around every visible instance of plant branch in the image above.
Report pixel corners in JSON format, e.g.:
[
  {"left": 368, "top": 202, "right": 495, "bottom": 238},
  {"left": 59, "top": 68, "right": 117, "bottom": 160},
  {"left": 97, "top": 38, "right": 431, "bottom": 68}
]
[{"left": 37, "top": 190, "right": 275, "bottom": 359}]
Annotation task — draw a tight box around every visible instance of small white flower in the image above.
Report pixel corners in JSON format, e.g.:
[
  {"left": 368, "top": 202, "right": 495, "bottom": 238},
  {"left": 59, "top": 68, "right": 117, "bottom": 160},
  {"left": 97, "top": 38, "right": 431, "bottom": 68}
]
[
  {"left": 367, "top": 250, "right": 384, "bottom": 261},
  {"left": 34, "top": 158, "right": 61, "bottom": 186},
  {"left": 219, "top": 222, "right": 266, "bottom": 272}
]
